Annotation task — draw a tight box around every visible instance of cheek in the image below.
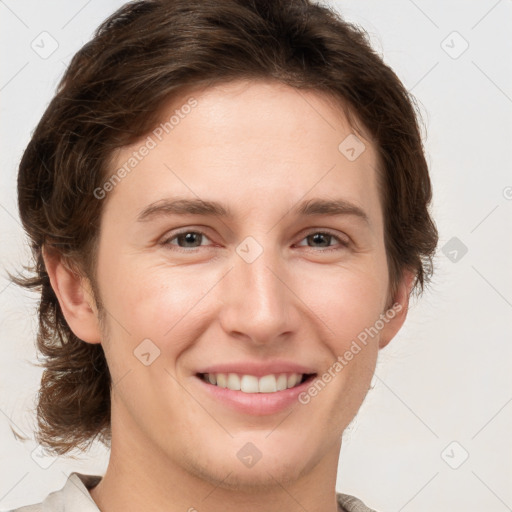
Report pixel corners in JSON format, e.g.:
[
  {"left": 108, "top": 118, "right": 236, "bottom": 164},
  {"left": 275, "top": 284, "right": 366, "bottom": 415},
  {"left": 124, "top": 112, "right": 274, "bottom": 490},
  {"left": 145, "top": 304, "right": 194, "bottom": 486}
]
[
  {"left": 302, "top": 269, "right": 384, "bottom": 407},
  {"left": 295, "top": 261, "right": 389, "bottom": 346},
  {"left": 98, "top": 256, "right": 219, "bottom": 354},
  {"left": 96, "top": 262, "right": 205, "bottom": 406}
]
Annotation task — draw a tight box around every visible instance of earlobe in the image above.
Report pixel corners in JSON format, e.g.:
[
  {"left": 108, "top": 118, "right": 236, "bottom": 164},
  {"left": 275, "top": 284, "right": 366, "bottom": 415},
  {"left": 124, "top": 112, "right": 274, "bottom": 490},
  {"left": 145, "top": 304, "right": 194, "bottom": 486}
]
[
  {"left": 378, "top": 270, "right": 416, "bottom": 349},
  {"left": 42, "top": 246, "right": 102, "bottom": 344}
]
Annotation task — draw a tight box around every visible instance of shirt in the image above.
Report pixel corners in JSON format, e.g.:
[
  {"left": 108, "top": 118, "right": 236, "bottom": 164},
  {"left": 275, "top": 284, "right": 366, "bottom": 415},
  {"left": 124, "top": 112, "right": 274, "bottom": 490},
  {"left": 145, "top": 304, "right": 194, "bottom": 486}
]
[{"left": 6, "top": 472, "right": 378, "bottom": 512}]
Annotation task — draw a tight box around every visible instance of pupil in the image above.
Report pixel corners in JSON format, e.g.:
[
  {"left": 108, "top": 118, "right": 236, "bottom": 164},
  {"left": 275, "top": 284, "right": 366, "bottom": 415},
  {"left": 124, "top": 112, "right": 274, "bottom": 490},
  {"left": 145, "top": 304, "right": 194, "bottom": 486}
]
[
  {"left": 181, "top": 233, "right": 199, "bottom": 247},
  {"left": 311, "top": 233, "right": 329, "bottom": 247}
]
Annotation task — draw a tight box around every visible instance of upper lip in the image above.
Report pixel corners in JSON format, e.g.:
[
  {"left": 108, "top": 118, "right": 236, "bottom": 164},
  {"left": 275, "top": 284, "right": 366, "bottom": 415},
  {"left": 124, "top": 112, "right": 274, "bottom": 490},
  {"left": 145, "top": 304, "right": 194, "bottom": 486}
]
[{"left": 196, "top": 360, "right": 317, "bottom": 378}]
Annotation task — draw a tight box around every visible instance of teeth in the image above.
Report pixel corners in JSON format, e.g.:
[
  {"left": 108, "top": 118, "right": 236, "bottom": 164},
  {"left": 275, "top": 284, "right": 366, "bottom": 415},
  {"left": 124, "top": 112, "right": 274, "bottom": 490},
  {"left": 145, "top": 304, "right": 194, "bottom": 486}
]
[
  {"left": 276, "top": 374, "right": 287, "bottom": 391},
  {"left": 287, "top": 374, "right": 298, "bottom": 388},
  {"left": 202, "top": 372, "right": 305, "bottom": 393},
  {"left": 227, "top": 373, "right": 241, "bottom": 391},
  {"left": 258, "top": 374, "right": 277, "bottom": 393},
  {"left": 241, "top": 375, "right": 259, "bottom": 393},
  {"left": 216, "top": 373, "right": 226, "bottom": 387}
]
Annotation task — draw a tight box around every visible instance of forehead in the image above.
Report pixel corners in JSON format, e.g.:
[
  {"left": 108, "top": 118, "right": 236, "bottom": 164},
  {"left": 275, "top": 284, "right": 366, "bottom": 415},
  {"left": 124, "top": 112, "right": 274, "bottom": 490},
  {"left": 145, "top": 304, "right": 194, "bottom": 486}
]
[
  {"left": 104, "top": 79, "right": 382, "bottom": 228},
  {"left": 160, "top": 78, "right": 372, "bottom": 155}
]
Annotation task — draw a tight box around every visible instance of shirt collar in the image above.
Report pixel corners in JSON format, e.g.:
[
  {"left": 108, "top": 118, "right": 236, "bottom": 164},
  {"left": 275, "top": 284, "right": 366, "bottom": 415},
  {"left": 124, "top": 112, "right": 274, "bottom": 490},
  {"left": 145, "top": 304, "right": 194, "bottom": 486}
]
[
  {"left": 41, "top": 472, "right": 101, "bottom": 512},
  {"left": 42, "top": 472, "right": 365, "bottom": 512}
]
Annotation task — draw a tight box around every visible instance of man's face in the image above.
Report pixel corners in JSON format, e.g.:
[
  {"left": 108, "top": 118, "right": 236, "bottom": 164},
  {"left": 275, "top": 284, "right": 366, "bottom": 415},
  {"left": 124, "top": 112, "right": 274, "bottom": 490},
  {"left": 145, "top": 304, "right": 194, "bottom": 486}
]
[{"left": 91, "top": 79, "right": 402, "bottom": 489}]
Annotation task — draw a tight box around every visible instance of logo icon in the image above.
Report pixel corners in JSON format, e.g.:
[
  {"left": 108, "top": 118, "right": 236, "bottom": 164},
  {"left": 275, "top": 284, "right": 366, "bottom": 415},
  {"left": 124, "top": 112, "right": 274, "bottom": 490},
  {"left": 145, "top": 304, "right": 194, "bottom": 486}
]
[
  {"left": 441, "top": 31, "right": 469, "bottom": 60},
  {"left": 236, "top": 236, "right": 263, "bottom": 264},
  {"left": 236, "top": 442, "right": 263, "bottom": 468},
  {"left": 441, "top": 441, "right": 469, "bottom": 469},
  {"left": 441, "top": 236, "right": 468, "bottom": 263},
  {"left": 31, "top": 31, "right": 59, "bottom": 59},
  {"left": 134, "top": 338, "right": 161, "bottom": 366},
  {"left": 338, "top": 134, "right": 366, "bottom": 161}
]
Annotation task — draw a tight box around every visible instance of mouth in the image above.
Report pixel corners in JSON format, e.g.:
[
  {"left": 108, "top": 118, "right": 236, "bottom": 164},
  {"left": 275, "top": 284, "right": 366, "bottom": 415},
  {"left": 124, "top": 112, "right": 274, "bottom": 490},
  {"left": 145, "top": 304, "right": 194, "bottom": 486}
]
[
  {"left": 192, "top": 362, "right": 319, "bottom": 415},
  {"left": 196, "top": 372, "right": 317, "bottom": 393},
  {"left": 194, "top": 371, "right": 318, "bottom": 415}
]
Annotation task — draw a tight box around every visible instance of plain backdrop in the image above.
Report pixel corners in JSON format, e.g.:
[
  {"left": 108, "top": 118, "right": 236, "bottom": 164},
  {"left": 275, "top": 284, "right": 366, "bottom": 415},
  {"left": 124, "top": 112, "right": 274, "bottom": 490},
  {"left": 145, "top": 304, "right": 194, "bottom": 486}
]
[{"left": 1, "top": 1, "right": 511, "bottom": 511}]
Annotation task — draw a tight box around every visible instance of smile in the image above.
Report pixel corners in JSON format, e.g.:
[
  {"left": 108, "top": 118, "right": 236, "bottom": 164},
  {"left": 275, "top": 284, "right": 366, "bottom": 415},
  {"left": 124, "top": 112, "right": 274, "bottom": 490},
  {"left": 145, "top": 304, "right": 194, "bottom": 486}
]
[
  {"left": 198, "top": 372, "right": 314, "bottom": 393},
  {"left": 194, "top": 372, "right": 318, "bottom": 415}
]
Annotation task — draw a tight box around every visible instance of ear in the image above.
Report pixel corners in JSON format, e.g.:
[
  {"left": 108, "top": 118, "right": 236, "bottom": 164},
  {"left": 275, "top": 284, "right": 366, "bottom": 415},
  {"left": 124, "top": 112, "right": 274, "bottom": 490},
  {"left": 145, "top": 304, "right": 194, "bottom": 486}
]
[
  {"left": 378, "top": 269, "right": 416, "bottom": 349},
  {"left": 42, "top": 246, "right": 102, "bottom": 344}
]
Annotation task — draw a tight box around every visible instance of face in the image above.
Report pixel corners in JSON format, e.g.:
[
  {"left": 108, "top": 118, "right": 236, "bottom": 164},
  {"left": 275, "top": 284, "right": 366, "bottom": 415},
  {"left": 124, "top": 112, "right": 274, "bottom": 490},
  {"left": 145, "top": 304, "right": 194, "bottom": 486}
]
[{"left": 83, "top": 79, "right": 408, "bottom": 490}]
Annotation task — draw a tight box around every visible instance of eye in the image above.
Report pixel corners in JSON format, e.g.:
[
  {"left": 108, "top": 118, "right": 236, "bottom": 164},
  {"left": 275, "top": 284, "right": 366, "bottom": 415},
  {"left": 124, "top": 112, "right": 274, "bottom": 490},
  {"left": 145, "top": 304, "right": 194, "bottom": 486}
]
[
  {"left": 295, "top": 230, "right": 349, "bottom": 251},
  {"left": 161, "top": 230, "right": 212, "bottom": 250},
  {"left": 160, "top": 229, "right": 349, "bottom": 252}
]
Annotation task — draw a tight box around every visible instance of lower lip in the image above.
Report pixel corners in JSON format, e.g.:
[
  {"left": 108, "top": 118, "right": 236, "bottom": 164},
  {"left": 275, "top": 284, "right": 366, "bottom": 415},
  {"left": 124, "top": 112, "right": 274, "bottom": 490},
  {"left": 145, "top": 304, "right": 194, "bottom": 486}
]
[{"left": 194, "top": 374, "right": 316, "bottom": 416}]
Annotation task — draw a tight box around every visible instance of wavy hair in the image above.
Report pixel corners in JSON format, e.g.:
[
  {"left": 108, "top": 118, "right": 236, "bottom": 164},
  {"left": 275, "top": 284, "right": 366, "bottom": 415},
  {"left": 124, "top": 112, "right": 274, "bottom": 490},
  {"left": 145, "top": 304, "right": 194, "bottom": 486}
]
[{"left": 11, "top": 0, "right": 438, "bottom": 455}]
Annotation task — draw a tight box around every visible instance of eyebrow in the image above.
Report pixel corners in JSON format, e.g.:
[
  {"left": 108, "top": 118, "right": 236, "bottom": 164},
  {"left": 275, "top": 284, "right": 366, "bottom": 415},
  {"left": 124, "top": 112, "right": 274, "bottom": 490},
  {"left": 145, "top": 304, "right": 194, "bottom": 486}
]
[{"left": 136, "top": 197, "right": 369, "bottom": 225}]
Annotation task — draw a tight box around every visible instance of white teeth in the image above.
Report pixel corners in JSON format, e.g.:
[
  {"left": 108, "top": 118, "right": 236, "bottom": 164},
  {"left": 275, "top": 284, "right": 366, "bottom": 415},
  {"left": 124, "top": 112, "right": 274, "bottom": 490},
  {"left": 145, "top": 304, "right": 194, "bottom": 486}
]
[
  {"left": 276, "top": 374, "right": 287, "bottom": 391},
  {"left": 227, "top": 373, "right": 241, "bottom": 391},
  {"left": 258, "top": 374, "right": 277, "bottom": 393},
  {"left": 287, "top": 374, "right": 298, "bottom": 388},
  {"left": 240, "top": 375, "right": 259, "bottom": 393},
  {"left": 202, "top": 372, "right": 305, "bottom": 393}
]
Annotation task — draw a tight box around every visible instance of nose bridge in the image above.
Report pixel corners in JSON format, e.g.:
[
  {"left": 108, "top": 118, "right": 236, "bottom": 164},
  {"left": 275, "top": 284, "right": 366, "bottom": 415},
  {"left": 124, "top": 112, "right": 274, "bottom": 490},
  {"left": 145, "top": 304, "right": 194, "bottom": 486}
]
[{"left": 219, "top": 239, "right": 294, "bottom": 342}]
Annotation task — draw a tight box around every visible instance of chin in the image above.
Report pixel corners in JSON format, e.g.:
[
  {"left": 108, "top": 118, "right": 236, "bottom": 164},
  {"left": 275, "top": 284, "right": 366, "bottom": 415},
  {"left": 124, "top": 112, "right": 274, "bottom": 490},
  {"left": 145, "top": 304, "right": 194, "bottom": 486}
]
[
  {"left": 196, "top": 460, "right": 310, "bottom": 492},
  {"left": 182, "top": 441, "right": 317, "bottom": 492}
]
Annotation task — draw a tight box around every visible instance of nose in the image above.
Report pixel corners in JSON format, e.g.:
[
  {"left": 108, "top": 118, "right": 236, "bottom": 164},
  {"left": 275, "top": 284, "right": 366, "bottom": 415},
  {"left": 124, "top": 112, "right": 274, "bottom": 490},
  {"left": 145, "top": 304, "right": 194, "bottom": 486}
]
[{"left": 217, "top": 242, "right": 299, "bottom": 346}]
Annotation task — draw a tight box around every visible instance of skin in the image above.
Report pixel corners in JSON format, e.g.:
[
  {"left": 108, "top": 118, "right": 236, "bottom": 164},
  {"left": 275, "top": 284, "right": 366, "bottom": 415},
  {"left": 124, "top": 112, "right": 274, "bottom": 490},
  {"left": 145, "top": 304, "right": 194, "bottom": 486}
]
[{"left": 44, "top": 79, "right": 414, "bottom": 512}]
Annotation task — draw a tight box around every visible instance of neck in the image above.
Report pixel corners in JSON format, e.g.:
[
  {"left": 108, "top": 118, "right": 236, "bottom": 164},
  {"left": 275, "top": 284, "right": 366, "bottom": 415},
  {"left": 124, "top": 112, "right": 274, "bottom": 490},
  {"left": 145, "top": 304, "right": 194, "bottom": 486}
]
[{"left": 89, "top": 404, "right": 342, "bottom": 512}]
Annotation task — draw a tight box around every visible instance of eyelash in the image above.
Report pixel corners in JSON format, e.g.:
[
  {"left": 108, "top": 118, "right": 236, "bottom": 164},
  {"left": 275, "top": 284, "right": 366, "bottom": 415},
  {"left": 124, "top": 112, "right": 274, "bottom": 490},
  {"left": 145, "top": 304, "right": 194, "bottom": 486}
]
[{"left": 160, "top": 229, "right": 350, "bottom": 253}]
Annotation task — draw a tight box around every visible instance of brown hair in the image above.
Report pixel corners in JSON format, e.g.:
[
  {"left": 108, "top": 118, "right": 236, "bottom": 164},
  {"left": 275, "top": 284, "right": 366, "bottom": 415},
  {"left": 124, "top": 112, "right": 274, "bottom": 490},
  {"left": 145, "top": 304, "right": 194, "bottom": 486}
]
[{"left": 11, "top": 0, "right": 438, "bottom": 455}]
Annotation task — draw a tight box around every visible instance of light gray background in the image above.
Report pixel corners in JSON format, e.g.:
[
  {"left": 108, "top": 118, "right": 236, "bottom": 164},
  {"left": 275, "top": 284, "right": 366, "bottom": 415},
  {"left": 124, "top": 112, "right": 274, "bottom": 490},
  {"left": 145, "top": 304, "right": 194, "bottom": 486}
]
[{"left": 1, "top": 1, "right": 511, "bottom": 511}]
